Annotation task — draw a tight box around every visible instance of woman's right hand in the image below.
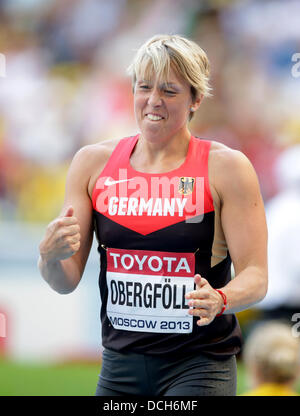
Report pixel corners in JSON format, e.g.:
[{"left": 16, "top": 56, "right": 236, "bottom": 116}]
[{"left": 39, "top": 206, "right": 81, "bottom": 262}]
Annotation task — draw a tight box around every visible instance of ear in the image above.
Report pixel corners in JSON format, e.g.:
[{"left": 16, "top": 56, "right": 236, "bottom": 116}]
[{"left": 190, "top": 94, "right": 204, "bottom": 113}]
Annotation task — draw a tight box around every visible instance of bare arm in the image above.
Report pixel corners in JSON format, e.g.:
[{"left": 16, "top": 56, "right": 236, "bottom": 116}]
[
  {"left": 217, "top": 150, "right": 268, "bottom": 313},
  {"left": 186, "top": 149, "right": 268, "bottom": 325},
  {"left": 38, "top": 147, "right": 94, "bottom": 294}
]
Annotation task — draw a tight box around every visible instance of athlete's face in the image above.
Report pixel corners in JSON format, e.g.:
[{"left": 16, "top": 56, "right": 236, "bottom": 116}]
[{"left": 134, "top": 67, "right": 199, "bottom": 143}]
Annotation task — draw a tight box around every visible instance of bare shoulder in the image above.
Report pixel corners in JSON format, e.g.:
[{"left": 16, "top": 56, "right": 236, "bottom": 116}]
[
  {"left": 209, "top": 140, "right": 260, "bottom": 203},
  {"left": 67, "top": 137, "right": 123, "bottom": 198},
  {"left": 209, "top": 140, "right": 253, "bottom": 172},
  {"left": 73, "top": 137, "right": 120, "bottom": 166}
]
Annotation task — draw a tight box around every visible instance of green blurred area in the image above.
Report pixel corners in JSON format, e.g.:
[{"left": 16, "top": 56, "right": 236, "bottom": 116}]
[
  {"left": 0, "top": 358, "right": 248, "bottom": 396},
  {"left": 0, "top": 358, "right": 101, "bottom": 396}
]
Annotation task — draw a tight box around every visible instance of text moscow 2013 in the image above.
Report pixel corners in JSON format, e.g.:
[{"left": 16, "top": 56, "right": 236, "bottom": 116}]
[{"left": 102, "top": 400, "right": 198, "bottom": 413}]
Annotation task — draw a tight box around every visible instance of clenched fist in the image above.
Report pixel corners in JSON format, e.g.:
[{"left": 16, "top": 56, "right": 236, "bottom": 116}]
[{"left": 39, "top": 206, "right": 81, "bottom": 262}]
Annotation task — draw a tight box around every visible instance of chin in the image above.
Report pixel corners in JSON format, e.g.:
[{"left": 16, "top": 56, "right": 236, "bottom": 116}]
[{"left": 139, "top": 124, "right": 164, "bottom": 140}]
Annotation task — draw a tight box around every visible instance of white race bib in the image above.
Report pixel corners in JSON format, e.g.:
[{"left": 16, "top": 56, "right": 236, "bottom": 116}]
[{"left": 106, "top": 248, "right": 195, "bottom": 333}]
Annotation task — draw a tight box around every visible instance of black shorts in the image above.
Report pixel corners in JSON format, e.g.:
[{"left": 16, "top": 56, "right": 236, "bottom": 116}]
[{"left": 95, "top": 348, "right": 237, "bottom": 396}]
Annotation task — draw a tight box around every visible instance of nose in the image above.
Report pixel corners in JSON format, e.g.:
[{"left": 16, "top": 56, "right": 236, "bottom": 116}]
[{"left": 147, "top": 88, "right": 162, "bottom": 107}]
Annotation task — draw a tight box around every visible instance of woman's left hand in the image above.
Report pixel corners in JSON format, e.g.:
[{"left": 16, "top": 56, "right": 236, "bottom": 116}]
[{"left": 185, "top": 274, "right": 224, "bottom": 326}]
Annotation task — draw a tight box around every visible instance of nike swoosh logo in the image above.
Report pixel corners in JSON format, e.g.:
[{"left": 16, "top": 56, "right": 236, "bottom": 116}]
[{"left": 104, "top": 178, "right": 134, "bottom": 186}]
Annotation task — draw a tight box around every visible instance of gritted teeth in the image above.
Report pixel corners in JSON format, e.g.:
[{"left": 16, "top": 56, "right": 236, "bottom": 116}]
[{"left": 146, "top": 113, "right": 164, "bottom": 121}]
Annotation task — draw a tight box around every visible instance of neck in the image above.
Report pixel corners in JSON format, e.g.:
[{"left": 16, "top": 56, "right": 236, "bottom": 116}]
[
  {"left": 139, "top": 128, "right": 191, "bottom": 160},
  {"left": 130, "top": 129, "right": 192, "bottom": 173}
]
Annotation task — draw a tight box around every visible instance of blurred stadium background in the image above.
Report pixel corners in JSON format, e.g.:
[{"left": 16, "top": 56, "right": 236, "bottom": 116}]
[{"left": 0, "top": 0, "right": 300, "bottom": 395}]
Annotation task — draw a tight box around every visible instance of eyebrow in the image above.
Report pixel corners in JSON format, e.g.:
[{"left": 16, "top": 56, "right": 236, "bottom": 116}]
[
  {"left": 162, "top": 82, "right": 180, "bottom": 90},
  {"left": 137, "top": 80, "right": 181, "bottom": 91}
]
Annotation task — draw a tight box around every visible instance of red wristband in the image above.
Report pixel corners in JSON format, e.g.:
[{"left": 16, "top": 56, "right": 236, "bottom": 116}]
[{"left": 215, "top": 289, "right": 227, "bottom": 317}]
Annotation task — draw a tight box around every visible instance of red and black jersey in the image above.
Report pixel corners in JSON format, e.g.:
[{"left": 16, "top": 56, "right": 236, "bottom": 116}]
[{"left": 92, "top": 135, "right": 242, "bottom": 357}]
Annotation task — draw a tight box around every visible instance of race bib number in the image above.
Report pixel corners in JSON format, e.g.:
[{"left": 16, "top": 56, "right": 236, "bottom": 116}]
[{"left": 106, "top": 248, "right": 195, "bottom": 333}]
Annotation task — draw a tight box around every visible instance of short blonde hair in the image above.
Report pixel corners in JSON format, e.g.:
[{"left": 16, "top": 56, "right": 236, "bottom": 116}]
[
  {"left": 243, "top": 321, "right": 300, "bottom": 384},
  {"left": 127, "top": 34, "right": 212, "bottom": 117}
]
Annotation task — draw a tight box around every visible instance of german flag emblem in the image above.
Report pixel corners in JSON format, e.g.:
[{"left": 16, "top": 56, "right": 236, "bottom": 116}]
[{"left": 178, "top": 177, "right": 195, "bottom": 195}]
